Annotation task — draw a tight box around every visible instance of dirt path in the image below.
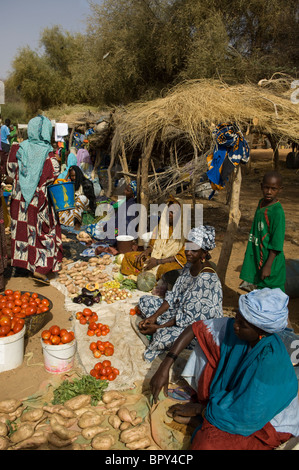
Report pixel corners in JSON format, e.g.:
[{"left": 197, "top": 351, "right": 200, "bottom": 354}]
[{"left": 1, "top": 148, "right": 298, "bottom": 403}]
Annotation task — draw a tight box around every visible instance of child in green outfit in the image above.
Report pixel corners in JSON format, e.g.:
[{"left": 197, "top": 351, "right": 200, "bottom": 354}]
[{"left": 240, "top": 171, "right": 286, "bottom": 291}]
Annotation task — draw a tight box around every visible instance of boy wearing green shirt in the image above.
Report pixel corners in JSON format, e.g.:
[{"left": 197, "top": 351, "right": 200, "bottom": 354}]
[{"left": 240, "top": 171, "right": 286, "bottom": 291}]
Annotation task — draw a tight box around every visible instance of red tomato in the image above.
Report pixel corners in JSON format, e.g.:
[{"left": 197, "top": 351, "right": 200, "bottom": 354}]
[
  {"left": 12, "top": 307, "right": 21, "bottom": 314},
  {"left": 50, "top": 325, "right": 60, "bottom": 336},
  {"left": 1, "top": 308, "right": 12, "bottom": 316},
  {"left": 4, "top": 289, "right": 13, "bottom": 296},
  {"left": 107, "top": 373, "right": 116, "bottom": 381},
  {"left": 14, "top": 299, "right": 23, "bottom": 307},
  {"left": 105, "top": 366, "right": 112, "bottom": 375},
  {"left": 41, "top": 330, "right": 51, "bottom": 341},
  {"left": 87, "top": 330, "right": 95, "bottom": 337},
  {"left": 112, "top": 368, "right": 120, "bottom": 376},
  {"left": 0, "top": 325, "right": 11, "bottom": 336},
  {"left": 0, "top": 315, "right": 11, "bottom": 328},
  {"left": 90, "top": 369, "right": 98, "bottom": 378},
  {"left": 41, "top": 299, "right": 49, "bottom": 307},
  {"left": 83, "top": 308, "right": 92, "bottom": 317},
  {"left": 88, "top": 322, "right": 98, "bottom": 331},
  {"left": 13, "top": 322, "right": 24, "bottom": 334},
  {"left": 93, "top": 350, "right": 102, "bottom": 359},
  {"left": 129, "top": 308, "right": 136, "bottom": 316},
  {"left": 61, "top": 332, "right": 73, "bottom": 344},
  {"left": 102, "top": 360, "right": 111, "bottom": 368},
  {"left": 60, "top": 328, "right": 68, "bottom": 337},
  {"left": 94, "top": 362, "right": 103, "bottom": 371},
  {"left": 79, "top": 316, "right": 87, "bottom": 325},
  {"left": 104, "top": 347, "right": 114, "bottom": 357},
  {"left": 51, "top": 335, "right": 60, "bottom": 345},
  {"left": 89, "top": 342, "right": 97, "bottom": 351},
  {"left": 31, "top": 293, "right": 39, "bottom": 299}
]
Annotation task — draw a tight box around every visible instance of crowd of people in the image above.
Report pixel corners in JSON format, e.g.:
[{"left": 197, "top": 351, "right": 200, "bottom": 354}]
[{"left": 0, "top": 114, "right": 298, "bottom": 450}]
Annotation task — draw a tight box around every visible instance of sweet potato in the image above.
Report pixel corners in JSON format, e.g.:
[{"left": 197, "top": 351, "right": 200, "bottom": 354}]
[
  {"left": 81, "top": 425, "right": 110, "bottom": 440},
  {"left": 102, "top": 390, "right": 125, "bottom": 405},
  {"left": 21, "top": 408, "right": 46, "bottom": 423},
  {"left": 91, "top": 434, "right": 115, "bottom": 450},
  {"left": 51, "top": 413, "right": 77, "bottom": 428},
  {"left": 64, "top": 394, "right": 92, "bottom": 411},
  {"left": 126, "top": 437, "right": 151, "bottom": 450},
  {"left": 117, "top": 407, "right": 135, "bottom": 423},
  {"left": 106, "top": 397, "right": 127, "bottom": 409},
  {"left": 0, "top": 399, "right": 22, "bottom": 414},
  {"left": 43, "top": 405, "right": 76, "bottom": 419},
  {"left": 108, "top": 414, "right": 122, "bottom": 429},
  {"left": 48, "top": 433, "right": 76, "bottom": 449},
  {"left": 10, "top": 422, "right": 36, "bottom": 444},
  {"left": 120, "top": 422, "right": 131, "bottom": 431},
  {"left": 0, "top": 422, "right": 8, "bottom": 437},
  {"left": 9, "top": 431, "right": 48, "bottom": 450},
  {"left": 78, "top": 411, "right": 105, "bottom": 429},
  {"left": 120, "top": 424, "right": 148, "bottom": 444},
  {"left": 50, "top": 418, "right": 80, "bottom": 440},
  {"left": 0, "top": 436, "right": 9, "bottom": 450}
]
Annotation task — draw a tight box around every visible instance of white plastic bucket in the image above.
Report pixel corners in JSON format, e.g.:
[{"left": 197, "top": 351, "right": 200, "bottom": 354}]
[
  {"left": 0, "top": 326, "right": 26, "bottom": 373},
  {"left": 41, "top": 338, "right": 77, "bottom": 374}
]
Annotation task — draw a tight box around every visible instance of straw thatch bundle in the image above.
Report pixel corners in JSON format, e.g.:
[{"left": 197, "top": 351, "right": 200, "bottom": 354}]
[{"left": 111, "top": 79, "right": 299, "bottom": 154}]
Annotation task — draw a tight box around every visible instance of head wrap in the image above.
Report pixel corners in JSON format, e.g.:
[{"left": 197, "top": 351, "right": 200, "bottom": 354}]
[
  {"left": 76, "top": 149, "right": 92, "bottom": 166},
  {"left": 239, "top": 288, "right": 289, "bottom": 334},
  {"left": 57, "top": 152, "right": 78, "bottom": 180},
  {"left": 16, "top": 115, "right": 53, "bottom": 210},
  {"left": 187, "top": 225, "right": 216, "bottom": 251},
  {"left": 129, "top": 180, "right": 137, "bottom": 198}
]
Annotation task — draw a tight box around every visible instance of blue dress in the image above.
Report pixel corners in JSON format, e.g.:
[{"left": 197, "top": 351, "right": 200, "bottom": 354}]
[{"left": 138, "top": 266, "right": 223, "bottom": 362}]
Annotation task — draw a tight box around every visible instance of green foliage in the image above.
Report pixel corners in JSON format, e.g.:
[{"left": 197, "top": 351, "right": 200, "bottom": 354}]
[{"left": 5, "top": 0, "right": 299, "bottom": 112}]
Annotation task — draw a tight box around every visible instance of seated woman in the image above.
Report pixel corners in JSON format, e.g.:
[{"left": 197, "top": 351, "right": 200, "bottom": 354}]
[
  {"left": 137, "top": 225, "right": 223, "bottom": 362},
  {"left": 59, "top": 165, "right": 96, "bottom": 231},
  {"left": 76, "top": 148, "right": 102, "bottom": 198},
  {"left": 150, "top": 288, "right": 299, "bottom": 450},
  {"left": 86, "top": 181, "right": 138, "bottom": 246},
  {"left": 56, "top": 148, "right": 77, "bottom": 181},
  {"left": 121, "top": 196, "right": 187, "bottom": 281}
]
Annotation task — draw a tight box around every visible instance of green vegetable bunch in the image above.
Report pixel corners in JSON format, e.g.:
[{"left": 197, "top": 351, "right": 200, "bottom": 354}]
[
  {"left": 120, "top": 279, "right": 137, "bottom": 291},
  {"left": 52, "top": 375, "right": 108, "bottom": 406}
]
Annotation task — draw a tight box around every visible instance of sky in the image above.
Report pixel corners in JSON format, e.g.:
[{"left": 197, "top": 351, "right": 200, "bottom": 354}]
[{"left": 0, "top": 0, "right": 99, "bottom": 80}]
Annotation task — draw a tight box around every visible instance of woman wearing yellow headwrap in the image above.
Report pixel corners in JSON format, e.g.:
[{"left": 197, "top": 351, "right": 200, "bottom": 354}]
[{"left": 120, "top": 196, "right": 187, "bottom": 281}]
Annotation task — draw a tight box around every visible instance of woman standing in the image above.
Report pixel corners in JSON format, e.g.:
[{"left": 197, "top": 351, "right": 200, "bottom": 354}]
[{"left": 7, "top": 115, "right": 63, "bottom": 285}]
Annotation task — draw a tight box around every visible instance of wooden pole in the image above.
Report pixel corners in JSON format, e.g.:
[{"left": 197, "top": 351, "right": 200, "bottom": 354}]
[
  {"left": 139, "top": 133, "right": 156, "bottom": 235},
  {"left": 216, "top": 165, "right": 242, "bottom": 285}
]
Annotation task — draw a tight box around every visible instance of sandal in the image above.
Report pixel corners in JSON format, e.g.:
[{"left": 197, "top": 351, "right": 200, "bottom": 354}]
[{"left": 32, "top": 273, "right": 50, "bottom": 285}]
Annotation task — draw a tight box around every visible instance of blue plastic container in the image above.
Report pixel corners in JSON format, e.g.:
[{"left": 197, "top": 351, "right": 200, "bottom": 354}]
[{"left": 48, "top": 182, "right": 75, "bottom": 212}]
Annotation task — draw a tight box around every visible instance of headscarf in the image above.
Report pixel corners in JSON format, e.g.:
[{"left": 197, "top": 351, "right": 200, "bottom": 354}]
[
  {"left": 76, "top": 149, "right": 93, "bottom": 179},
  {"left": 57, "top": 152, "right": 78, "bottom": 180},
  {"left": 129, "top": 180, "right": 137, "bottom": 198},
  {"left": 16, "top": 115, "right": 53, "bottom": 210},
  {"left": 239, "top": 288, "right": 289, "bottom": 334},
  {"left": 186, "top": 225, "right": 216, "bottom": 251}
]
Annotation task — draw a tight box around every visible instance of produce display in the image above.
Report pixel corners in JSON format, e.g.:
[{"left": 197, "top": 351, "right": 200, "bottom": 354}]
[
  {"left": 0, "top": 289, "right": 50, "bottom": 318},
  {"left": 90, "top": 360, "right": 119, "bottom": 381},
  {"left": 136, "top": 272, "right": 157, "bottom": 292},
  {"left": 89, "top": 340, "right": 114, "bottom": 358},
  {"left": 41, "top": 325, "right": 75, "bottom": 345}
]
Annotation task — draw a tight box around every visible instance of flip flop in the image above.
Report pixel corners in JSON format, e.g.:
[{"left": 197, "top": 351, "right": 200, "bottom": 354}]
[{"left": 32, "top": 274, "right": 50, "bottom": 285}]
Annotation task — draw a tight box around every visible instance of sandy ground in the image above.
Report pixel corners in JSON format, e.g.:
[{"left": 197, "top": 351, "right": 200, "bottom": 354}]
[{"left": 0, "top": 148, "right": 298, "bottom": 404}]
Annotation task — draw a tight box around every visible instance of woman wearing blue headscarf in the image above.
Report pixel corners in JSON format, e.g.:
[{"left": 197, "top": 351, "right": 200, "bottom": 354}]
[
  {"left": 7, "top": 115, "right": 63, "bottom": 284},
  {"left": 149, "top": 288, "right": 299, "bottom": 450}
]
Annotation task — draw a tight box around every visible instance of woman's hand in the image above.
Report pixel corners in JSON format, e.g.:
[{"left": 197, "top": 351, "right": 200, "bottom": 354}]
[
  {"left": 144, "top": 257, "right": 159, "bottom": 271},
  {"left": 150, "top": 363, "right": 171, "bottom": 403}
]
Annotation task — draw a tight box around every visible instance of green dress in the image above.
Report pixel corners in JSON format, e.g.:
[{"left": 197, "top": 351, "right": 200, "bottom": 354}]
[{"left": 240, "top": 199, "right": 286, "bottom": 291}]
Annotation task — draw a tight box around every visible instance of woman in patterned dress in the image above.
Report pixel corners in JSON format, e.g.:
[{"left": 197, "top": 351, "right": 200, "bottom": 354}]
[
  {"left": 7, "top": 115, "right": 63, "bottom": 285},
  {"left": 138, "top": 226, "right": 223, "bottom": 362}
]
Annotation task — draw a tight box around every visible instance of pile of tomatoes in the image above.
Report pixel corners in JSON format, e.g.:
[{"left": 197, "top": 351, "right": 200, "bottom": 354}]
[
  {"left": 41, "top": 325, "right": 75, "bottom": 345},
  {"left": 0, "top": 289, "right": 50, "bottom": 319},
  {"left": 90, "top": 360, "right": 119, "bottom": 381},
  {"left": 0, "top": 315, "right": 25, "bottom": 338},
  {"left": 89, "top": 340, "right": 114, "bottom": 358},
  {"left": 87, "top": 322, "right": 110, "bottom": 338},
  {"left": 76, "top": 308, "right": 99, "bottom": 325}
]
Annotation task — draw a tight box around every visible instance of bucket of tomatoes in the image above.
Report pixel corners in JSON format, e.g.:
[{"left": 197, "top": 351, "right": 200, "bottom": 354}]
[
  {"left": 0, "top": 290, "right": 53, "bottom": 338},
  {"left": 41, "top": 325, "right": 76, "bottom": 375},
  {"left": 0, "top": 315, "right": 26, "bottom": 373}
]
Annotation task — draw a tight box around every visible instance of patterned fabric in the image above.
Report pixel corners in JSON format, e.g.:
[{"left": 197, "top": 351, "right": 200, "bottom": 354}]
[
  {"left": 206, "top": 122, "right": 250, "bottom": 194},
  {"left": 16, "top": 116, "right": 53, "bottom": 210},
  {"left": 0, "top": 186, "right": 8, "bottom": 287},
  {"left": 129, "top": 180, "right": 137, "bottom": 198},
  {"left": 138, "top": 267, "right": 223, "bottom": 362},
  {"left": 186, "top": 225, "right": 216, "bottom": 251},
  {"left": 59, "top": 194, "right": 90, "bottom": 226},
  {"left": 7, "top": 145, "right": 63, "bottom": 275}
]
